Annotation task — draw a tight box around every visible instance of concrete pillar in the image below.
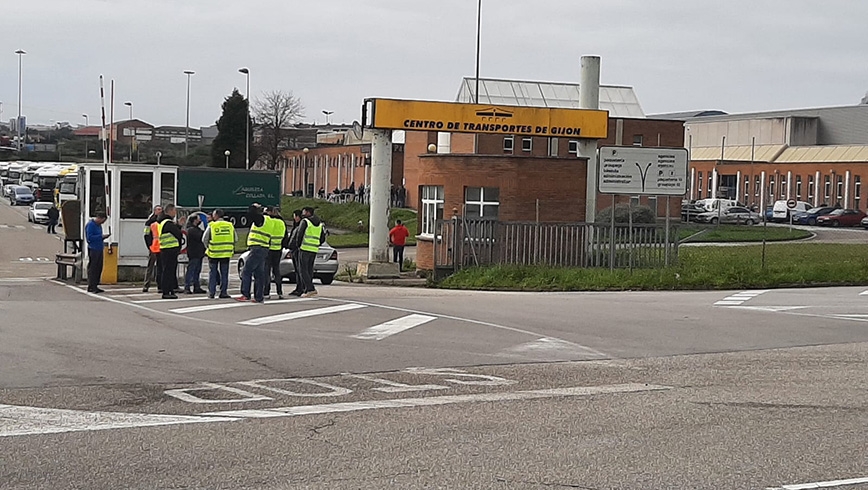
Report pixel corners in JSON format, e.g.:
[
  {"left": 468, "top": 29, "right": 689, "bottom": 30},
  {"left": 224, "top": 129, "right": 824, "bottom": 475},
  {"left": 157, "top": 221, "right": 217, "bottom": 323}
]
[
  {"left": 313, "top": 156, "right": 319, "bottom": 196},
  {"left": 324, "top": 156, "right": 330, "bottom": 198},
  {"left": 368, "top": 129, "right": 392, "bottom": 263},
  {"left": 815, "top": 171, "right": 821, "bottom": 206},
  {"left": 786, "top": 171, "right": 792, "bottom": 199},
  {"left": 690, "top": 167, "right": 696, "bottom": 200},
  {"left": 736, "top": 170, "right": 742, "bottom": 202},
  {"left": 845, "top": 170, "right": 851, "bottom": 208},
  {"left": 579, "top": 55, "right": 600, "bottom": 223},
  {"left": 760, "top": 171, "right": 766, "bottom": 212},
  {"left": 711, "top": 169, "right": 718, "bottom": 199}
]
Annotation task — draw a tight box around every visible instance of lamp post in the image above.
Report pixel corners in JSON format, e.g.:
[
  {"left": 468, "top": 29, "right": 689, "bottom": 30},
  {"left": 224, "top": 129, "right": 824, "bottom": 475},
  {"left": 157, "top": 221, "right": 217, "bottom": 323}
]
[
  {"left": 322, "top": 110, "right": 333, "bottom": 125},
  {"left": 303, "top": 147, "right": 310, "bottom": 197},
  {"left": 238, "top": 67, "right": 250, "bottom": 169},
  {"left": 475, "top": 0, "right": 482, "bottom": 104},
  {"left": 82, "top": 114, "right": 89, "bottom": 161},
  {"left": 124, "top": 101, "right": 133, "bottom": 162},
  {"left": 156, "top": 151, "right": 162, "bottom": 166},
  {"left": 15, "top": 49, "right": 26, "bottom": 152},
  {"left": 183, "top": 70, "right": 195, "bottom": 158},
  {"left": 224, "top": 149, "right": 231, "bottom": 169}
]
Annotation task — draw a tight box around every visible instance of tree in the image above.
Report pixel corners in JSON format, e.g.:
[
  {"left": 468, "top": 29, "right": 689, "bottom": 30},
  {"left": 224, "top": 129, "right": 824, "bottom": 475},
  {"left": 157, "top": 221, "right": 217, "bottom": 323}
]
[
  {"left": 253, "top": 90, "right": 304, "bottom": 170},
  {"left": 211, "top": 89, "right": 254, "bottom": 168}
]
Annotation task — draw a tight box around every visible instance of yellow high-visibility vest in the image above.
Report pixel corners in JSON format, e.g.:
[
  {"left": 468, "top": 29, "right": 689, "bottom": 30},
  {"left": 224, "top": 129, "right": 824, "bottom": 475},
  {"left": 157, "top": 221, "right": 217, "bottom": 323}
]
[
  {"left": 247, "top": 219, "right": 270, "bottom": 248},
  {"left": 269, "top": 218, "right": 286, "bottom": 251},
  {"left": 300, "top": 218, "right": 323, "bottom": 253},
  {"left": 207, "top": 220, "right": 235, "bottom": 259},
  {"left": 158, "top": 219, "right": 180, "bottom": 249}
]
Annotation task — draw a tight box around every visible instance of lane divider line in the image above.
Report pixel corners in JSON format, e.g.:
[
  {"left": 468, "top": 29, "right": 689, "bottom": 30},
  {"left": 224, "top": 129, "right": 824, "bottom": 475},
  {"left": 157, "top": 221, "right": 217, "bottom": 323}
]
[
  {"left": 352, "top": 314, "right": 437, "bottom": 341},
  {"left": 239, "top": 303, "right": 367, "bottom": 326}
]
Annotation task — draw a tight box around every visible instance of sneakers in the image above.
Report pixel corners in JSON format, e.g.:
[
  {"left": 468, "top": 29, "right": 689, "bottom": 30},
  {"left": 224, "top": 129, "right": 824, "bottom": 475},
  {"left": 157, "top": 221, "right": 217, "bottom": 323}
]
[
  {"left": 289, "top": 291, "right": 302, "bottom": 297},
  {"left": 301, "top": 291, "right": 317, "bottom": 298},
  {"left": 161, "top": 293, "right": 178, "bottom": 299},
  {"left": 142, "top": 287, "right": 149, "bottom": 293},
  {"left": 218, "top": 294, "right": 231, "bottom": 299},
  {"left": 193, "top": 289, "right": 207, "bottom": 295},
  {"left": 236, "top": 296, "right": 250, "bottom": 302},
  {"left": 88, "top": 288, "right": 105, "bottom": 294},
  {"left": 251, "top": 298, "right": 264, "bottom": 304},
  {"left": 183, "top": 289, "right": 193, "bottom": 295},
  {"left": 208, "top": 294, "right": 215, "bottom": 299}
]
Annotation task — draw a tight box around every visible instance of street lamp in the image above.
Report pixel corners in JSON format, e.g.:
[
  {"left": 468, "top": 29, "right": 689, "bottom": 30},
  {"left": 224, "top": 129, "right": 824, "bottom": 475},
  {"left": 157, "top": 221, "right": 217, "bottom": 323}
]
[
  {"left": 183, "top": 70, "right": 195, "bottom": 157},
  {"left": 322, "top": 110, "right": 333, "bottom": 125},
  {"left": 224, "top": 149, "right": 231, "bottom": 169},
  {"left": 156, "top": 151, "right": 162, "bottom": 166},
  {"left": 82, "top": 114, "right": 89, "bottom": 161},
  {"left": 15, "top": 49, "right": 26, "bottom": 152},
  {"left": 238, "top": 67, "right": 250, "bottom": 169},
  {"left": 124, "top": 101, "right": 133, "bottom": 162},
  {"left": 303, "top": 147, "right": 310, "bottom": 197}
]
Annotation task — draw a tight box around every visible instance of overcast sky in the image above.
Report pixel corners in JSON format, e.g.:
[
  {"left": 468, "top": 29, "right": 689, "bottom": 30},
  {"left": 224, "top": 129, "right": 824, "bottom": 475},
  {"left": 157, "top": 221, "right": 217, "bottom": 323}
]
[{"left": 3, "top": 0, "right": 867, "bottom": 128}]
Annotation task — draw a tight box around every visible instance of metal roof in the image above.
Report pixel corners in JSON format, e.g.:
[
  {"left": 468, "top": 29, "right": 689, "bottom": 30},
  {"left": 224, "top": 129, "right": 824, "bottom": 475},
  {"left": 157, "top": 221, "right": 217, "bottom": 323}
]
[
  {"left": 456, "top": 77, "right": 645, "bottom": 118},
  {"left": 691, "top": 145, "right": 787, "bottom": 162},
  {"left": 775, "top": 145, "right": 868, "bottom": 163}
]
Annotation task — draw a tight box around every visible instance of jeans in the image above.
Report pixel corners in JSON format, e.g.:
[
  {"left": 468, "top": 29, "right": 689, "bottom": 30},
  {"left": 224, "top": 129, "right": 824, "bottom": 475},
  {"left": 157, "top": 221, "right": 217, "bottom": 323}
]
[
  {"left": 144, "top": 252, "right": 161, "bottom": 291},
  {"left": 393, "top": 245, "right": 405, "bottom": 271},
  {"left": 298, "top": 250, "right": 317, "bottom": 293},
  {"left": 208, "top": 258, "right": 230, "bottom": 297},
  {"left": 266, "top": 249, "right": 284, "bottom": 296},
  {"left": 185, "top": 256, "right": 203, "bottom": 291},
  {"left": 290, "top": 249, "right": 302, "bottom": 293},
  {"left": 160, "top": 248, "right": 180, "bottom": 295},
  {"left": 241, "top": 246, "right": 268, "bottom": 302},
  {"left": 87, "top": 248, "right": 103, "bottom": 292},
  {"left": 47, "top": 219, "right": 57, "bottom": 234}
]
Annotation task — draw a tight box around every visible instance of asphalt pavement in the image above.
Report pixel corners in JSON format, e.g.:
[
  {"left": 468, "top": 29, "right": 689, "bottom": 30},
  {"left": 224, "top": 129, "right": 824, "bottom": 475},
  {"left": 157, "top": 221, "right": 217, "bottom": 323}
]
[{"left": 2, "top": 199, "right": 868, "bottom": 489}]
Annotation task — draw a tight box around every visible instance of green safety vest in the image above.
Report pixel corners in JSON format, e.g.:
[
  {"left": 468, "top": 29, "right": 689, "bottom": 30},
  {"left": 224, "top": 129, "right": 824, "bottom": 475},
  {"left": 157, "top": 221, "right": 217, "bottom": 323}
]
[
  {"left": 300, "top": 218, "right": 323, "bottom": 253},
  {"left": 247, "top": 218, "right": 270, "bottom": 248},
  {"left": 158, "top": 219, "right": 180, "bottom": 249},
  {"left": 207, "top": 220, "right": 235, "bottom": 259},
  {"left": 269, "top": 217, "right": 286, "bottom": 251}
]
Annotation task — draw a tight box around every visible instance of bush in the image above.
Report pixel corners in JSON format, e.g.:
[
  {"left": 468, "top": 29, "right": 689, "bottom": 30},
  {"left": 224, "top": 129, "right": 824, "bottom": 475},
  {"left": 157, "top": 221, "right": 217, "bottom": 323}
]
[{"left": 595, "top": 204, "right": 656, "bottom": 224}]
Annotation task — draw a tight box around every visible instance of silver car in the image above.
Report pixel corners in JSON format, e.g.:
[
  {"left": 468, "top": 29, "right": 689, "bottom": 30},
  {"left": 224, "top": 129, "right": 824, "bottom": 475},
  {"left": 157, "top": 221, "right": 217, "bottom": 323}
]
[
  {"left": 696, "top": 206, "right": 761, "bottom": 225},
  {"left": 238, "top": 243, "right": 339, "bottom": 285}
]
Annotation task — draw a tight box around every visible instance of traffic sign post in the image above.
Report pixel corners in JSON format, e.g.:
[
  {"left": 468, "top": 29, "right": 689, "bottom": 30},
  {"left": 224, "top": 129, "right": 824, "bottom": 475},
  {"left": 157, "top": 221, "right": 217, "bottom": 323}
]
[{"left": 787, "top": 199, "right": 796, "bottom": 230}]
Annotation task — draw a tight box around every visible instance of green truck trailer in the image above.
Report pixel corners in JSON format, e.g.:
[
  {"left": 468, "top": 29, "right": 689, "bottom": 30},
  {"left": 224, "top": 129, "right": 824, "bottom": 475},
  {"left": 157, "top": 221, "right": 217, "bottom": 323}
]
[{"left": 177, "top": 167, "right": 281, "bottom": 228}]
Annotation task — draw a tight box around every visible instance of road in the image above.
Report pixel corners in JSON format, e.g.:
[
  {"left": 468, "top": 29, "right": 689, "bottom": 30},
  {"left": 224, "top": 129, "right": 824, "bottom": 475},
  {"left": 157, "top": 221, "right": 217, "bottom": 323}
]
[{"left": 2, "top": 199, "right": 868, "bottom": 489}]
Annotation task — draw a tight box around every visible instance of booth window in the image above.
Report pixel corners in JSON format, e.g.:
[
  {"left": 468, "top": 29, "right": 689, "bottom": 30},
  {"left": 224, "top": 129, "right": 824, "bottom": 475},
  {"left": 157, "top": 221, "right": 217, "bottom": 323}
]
[
  {"left": 420, "top": 185, "right": 444, "bottom": 236},
  {"left": 465, "top": 186, "right": 499, "bottom": 219},
  {"left": 120, "top": 172, "right": 154, "bottom": 219},
  {"left": 88, "top": 170, "right": 110, "bottom": 216},
  {"left": 160, "top": 173, "right": 175, "bottom": 207}
]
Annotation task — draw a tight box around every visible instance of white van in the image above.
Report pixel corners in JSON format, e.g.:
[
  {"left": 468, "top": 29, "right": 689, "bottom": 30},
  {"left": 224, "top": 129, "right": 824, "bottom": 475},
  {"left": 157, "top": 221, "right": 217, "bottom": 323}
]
[
  {"left": 695, "top": 198, "right": 740, "bottom": 212},
  {"left": 772, "top": 200, "right": 812, "bottom": 222}
]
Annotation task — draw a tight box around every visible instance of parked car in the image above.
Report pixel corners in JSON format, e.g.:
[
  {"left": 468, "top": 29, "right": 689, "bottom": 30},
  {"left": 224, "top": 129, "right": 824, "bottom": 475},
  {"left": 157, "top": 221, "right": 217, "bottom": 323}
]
[
  {"left": 792, "top": 206, "right": 838, "bottom": 225},
  {"left": 681, "top": 202, "right": 706, "bottom": 222},
  {"left": 8, "top": 185, "right": 35, "bottom": 206},
  {"left": 696, "top": 206, "right": 761, "bottom": 225},
  {"left": 764, "top": 206, "right": 774, "bottom": 222},
  {"left": 861, "top": 216, "right": 868, "bottom": 229},
  {"left": 238, "top": 243, "right": 339, "bottom": 285},
  {"left": 2, "top": 183, "right": 16, "bottom": 198},
  {"left": 816, "top": 208, "right": 866, "bottom": 227},
  {"left": 772, "top": 200, "right": 813, "bottom": 222},
  {"left": 27, "top": 201, "right": 53, "bottom": 224}
]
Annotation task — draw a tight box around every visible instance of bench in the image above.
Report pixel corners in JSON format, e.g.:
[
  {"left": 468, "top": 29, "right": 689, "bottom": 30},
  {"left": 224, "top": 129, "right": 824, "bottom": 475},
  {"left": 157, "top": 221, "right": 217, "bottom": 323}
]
[{"left": 56, "top": 252, "right": 82, "bottom": 283}]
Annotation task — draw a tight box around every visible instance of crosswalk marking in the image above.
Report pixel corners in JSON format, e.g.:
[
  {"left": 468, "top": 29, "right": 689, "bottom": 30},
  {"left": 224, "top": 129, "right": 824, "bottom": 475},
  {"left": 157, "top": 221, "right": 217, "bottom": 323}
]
[
  {"left": 352, "top": 314, "right": 436, "bottom": 341},
  {"left": 170, "top": 298, "right": 316, "bottom": 314},
  {"left": 133, "top": 297, "right": 214, "bottom": 304},
  {"left": 714, "top": 290, "right": 769, "bottom": 306},
  {"left": 239, "top": 303, "right": 366, "bottom": 326}
]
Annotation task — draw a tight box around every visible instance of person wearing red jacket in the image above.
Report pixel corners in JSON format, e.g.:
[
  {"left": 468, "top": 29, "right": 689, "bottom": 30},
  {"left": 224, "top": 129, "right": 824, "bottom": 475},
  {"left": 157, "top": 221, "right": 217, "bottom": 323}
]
[{"left": 388, "top": 220, "right": 410, "bottom": 272}]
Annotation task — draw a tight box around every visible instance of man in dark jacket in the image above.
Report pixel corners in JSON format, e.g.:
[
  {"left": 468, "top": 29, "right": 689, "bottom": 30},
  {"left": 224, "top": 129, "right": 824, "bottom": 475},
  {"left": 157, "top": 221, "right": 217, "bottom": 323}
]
[
  {"left": 46, "top": 204, "right": 60, "bottom": 234},
  {"left": 158, "top": 204, "right": 184, "bottom": 299},
  {"left": 292, "top": 206, "right": 326, "bottom": 297},
  {"left": 286, "top": 210, "right": 303, "bottom": 296},
  {"left": 143, "top": 205, "right": 162, "bottom": 293},
  {"left": 183, "top": 213, "right": 206, "bottom": 294}
]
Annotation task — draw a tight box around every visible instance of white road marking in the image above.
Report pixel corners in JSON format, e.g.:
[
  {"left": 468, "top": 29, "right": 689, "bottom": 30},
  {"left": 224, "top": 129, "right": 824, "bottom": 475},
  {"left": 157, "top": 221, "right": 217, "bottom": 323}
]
[
  {"left": 766, "top": 476, "right": 868, "bottom": 490},
  {"left": 239, "top": 303, "right": 367, "bottom": 326},
  {"left": 729, "top": 306, "right": 809, "bottom": 313},
  {"left": 102, "top": 287, "right": 147, "bottom": 292},
  {"left": 0, "top": 403, "right": 237, "bottom": 438},
  {"left": 714, "top": 290, "right": 770, "bottom": 306},
  {"left": 352, "top": 314, "right": 436, "bottom": 340},
  {"left": 132, "top": 296, "right": 216, "bottom": 304},
  {"left": 201, "top": 383, "right": 672, "bottom": 419},
  {"left": 859, "top": 290, "right": 868, "bottom": 296},
  {"left": 170, "top": 298, "right": 316, "bottom": 314},
  {"left": 0, "top": 277, "right": 45, "bottom": 283},
  {"left": 503, "top": 337, "right": 608, "bottom": 359}
]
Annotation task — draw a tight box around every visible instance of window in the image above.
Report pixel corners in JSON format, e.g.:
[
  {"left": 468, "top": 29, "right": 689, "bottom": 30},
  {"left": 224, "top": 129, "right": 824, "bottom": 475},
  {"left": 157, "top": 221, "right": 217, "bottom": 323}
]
[
  {"left": 568, "top": 140, "right": 578, "bottom": 155},
  {"left": 521, "top": 137, "right": 532, "bottom": 152},
  {"left": 119, "top": 172, "right": 153, "bottom": 219},
  {"left": 160, "top": 172, "right": 175, "bottom": 207},
  {"left": 420, "top": 185, "right": 444, "bottom": 236},
  {"left": 808, "top": 175, "right": 814, "bottom": 199},
  {"left": 437, "top": 132, "right": 451, "bottom": 154},
  {"left": 503, "top": 136, "right": 514, "bottom": 154},
  {"left": 754, "top": 176, "right": 760, "bottom": 199},
  {"left": 632, "top": 135, "right": 643, "bottom": 146},
  {"left": 780, "top": 177, "right": 787, "bottom": 199},
  {"left": 744, "top": 176, "right": 750, "bottom": 202},
  {"left": 824, "top": 176, "right": 831, "bottom": 201},
  {"left": 548, "top": 138, "right": 558, "bottom": 157},
  {"left": 707, "top": 175, "right": 712, "bottom": 193},
  {"left": 647, "top": 196, "right": 658, "bottom": 217},
  {"left": 697, "top": 172, "right": 703, "bottom": 199},
  {"left": 855, "top": 176, "right": 861, "bottom": 210},
  {"left": 837, "top": 176, "right": 844, "bottom": 201},
  {"left": 465, "top": 186, "right": 499, "bottom": 219},
  {"left": 796, "top": 176, "right": 802, "bottom": 199},
  {"left": 88, "top": 170, "right": 109, "bottom": 216}
]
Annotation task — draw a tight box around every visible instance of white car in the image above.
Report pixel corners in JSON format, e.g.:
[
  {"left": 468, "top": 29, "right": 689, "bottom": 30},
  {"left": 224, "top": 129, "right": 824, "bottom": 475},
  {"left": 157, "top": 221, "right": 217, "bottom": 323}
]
[
  {"left": 28, "top": 201, "right": 53, "bottom": 224},
  {"left": 772, "top": 200, "right": 812, "bottom": 222}
]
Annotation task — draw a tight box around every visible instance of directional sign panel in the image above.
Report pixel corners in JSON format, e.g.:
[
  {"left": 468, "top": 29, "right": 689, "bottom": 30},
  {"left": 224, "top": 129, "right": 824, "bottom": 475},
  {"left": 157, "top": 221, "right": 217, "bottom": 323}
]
[{"left": 598, "top": 146, "right": 689, "bottom": 196}]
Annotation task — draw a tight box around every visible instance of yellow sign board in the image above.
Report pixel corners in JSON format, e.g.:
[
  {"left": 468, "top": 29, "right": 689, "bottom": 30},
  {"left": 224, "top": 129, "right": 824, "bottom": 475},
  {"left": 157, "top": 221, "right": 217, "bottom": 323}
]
[{"left": 368, "top": 98, "right": 608, "bottom": 139}]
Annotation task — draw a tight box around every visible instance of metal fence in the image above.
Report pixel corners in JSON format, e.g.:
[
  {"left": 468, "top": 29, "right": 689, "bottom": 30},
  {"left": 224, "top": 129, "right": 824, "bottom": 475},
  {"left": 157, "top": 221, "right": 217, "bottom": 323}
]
[{"left": 433, "top": 218, "right": 678, "bottom": 275}]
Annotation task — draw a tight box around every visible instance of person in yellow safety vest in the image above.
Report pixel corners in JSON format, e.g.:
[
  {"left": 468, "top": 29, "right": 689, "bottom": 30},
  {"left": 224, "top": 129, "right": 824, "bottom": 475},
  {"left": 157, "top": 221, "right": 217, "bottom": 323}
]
[
  {"left": 203, "top": 208, "right": 237, "bottom": 299},
  {"left": 265, "top": 206, "right": 288, "bottom": 299},
  {"left": 142, "top": 205, "right": 162, "bottom": 293},
  {"left": 239, "top": 203, "right": 269, "bottom": 303},
  {"left": 292, "top": 206, "right": 325, "bottom": 298},
  {"left": 157, "top": 204, "right": 184, "bottom": 300}
]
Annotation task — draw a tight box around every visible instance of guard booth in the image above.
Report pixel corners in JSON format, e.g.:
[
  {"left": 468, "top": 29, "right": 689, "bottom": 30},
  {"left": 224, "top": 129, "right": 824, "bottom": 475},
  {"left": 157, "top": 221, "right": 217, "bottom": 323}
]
[{"left": 76, "top": 163, "right": 178, "bottom": 282}]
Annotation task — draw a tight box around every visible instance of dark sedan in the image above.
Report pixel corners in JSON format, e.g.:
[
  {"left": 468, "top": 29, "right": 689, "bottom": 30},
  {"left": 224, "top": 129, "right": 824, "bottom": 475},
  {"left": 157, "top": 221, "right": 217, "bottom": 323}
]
[
  {"left": 816, "top": 209, "right": 866, "bottom": 227},
  {"left": 792, "top": 206, "right": 837, "bottom": 225}
]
